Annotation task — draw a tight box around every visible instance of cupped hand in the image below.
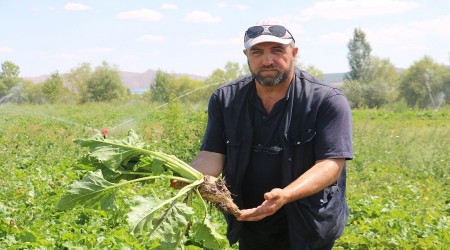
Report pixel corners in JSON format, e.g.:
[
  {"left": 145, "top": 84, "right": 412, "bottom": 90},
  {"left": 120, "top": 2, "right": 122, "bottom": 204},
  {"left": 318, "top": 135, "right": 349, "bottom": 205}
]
[{"left": 237, "top": 188, "right": 290, "bottom": 221}]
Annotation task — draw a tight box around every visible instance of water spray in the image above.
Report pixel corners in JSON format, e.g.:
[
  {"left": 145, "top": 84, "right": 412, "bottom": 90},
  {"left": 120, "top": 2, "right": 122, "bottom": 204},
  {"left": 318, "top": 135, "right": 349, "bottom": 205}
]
[
  {"left": 1, "top": 79, "right": 228, "bottom": 138},
  {"left": 154, "top": 81, "right": 224, "bottom": 110}
]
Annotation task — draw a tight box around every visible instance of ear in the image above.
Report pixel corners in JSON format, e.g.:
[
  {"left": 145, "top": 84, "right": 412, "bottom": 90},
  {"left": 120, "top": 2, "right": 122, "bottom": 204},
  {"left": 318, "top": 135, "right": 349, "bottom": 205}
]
[
  {"left": 243, "top": 49, "right": 248, "bottom": 56},
  {"left": 292, "top": 47, "right": 299, "bottom": 58}
]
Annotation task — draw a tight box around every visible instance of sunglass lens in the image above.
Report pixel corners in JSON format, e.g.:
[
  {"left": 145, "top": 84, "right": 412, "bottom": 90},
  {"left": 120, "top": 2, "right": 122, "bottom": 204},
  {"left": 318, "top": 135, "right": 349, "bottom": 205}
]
[
  {"left": 268, "top": 25, "right": 287, "bottom": 37},
  {"left": 246, "top": 26, "right": 265, "bottom": 38}
]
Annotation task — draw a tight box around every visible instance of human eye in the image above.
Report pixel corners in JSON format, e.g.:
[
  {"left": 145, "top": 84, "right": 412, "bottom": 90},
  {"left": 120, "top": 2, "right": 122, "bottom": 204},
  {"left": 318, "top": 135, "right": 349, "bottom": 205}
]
[
  {"left": 250, "top": 49, "right": 263, "bottom": 55},
  {"left": 272, "top": 47, "right": 285, "bottom": 54}
]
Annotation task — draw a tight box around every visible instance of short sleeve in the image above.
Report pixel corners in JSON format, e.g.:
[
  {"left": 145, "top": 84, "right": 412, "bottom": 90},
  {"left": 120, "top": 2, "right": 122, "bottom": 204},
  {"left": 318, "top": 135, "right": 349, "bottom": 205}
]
[
  {"left": 200, "top": 92, "right": 227, "bottom": 154},
  {"left": 314, "top": 90, "right": 354, "bottom": 160}
]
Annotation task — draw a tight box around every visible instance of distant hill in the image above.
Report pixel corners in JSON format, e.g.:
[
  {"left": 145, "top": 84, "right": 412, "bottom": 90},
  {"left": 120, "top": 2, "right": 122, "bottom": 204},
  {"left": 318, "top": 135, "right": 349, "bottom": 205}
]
[
  {"left": 23, "top": 69, "right": 347, "bottom": 91},
  {"left": 323, "top": 72, "right": 346, "bottom": 86},
  {"left": 119, "top": 70, "right": 157, "bottom": 90}
]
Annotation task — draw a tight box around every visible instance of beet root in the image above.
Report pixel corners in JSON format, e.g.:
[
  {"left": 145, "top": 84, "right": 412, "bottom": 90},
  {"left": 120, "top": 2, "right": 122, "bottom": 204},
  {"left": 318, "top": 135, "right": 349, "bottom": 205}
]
[{"left": 198, "top": 175, "right": 241, "bottom": 217}]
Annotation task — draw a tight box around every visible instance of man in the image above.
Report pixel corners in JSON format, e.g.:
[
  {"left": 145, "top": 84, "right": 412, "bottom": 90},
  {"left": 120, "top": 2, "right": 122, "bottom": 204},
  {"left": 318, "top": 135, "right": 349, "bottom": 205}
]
[{"left": 191, "top": 19, "right": 353, "bottom": 250}]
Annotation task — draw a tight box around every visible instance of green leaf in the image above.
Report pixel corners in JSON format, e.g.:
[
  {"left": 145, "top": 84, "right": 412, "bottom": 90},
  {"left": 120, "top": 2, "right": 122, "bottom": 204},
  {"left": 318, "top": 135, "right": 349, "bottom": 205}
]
[
  {"left": 74, "top": 129, "right": 145, "bottom": 171},
  {"left": 57, "top": 170, "right": 117, "bottom": 211},
  {"left": 127, "top": 195, "right": 194, "bottom": 247},
  {"left": 19, "top": 229, "right": 38, "bottom": 243},
  {"left": 133, "top": 155, "right": 165, "bottom": 175},
  {"left": 191, "top": 216, "right": 227, "bottom": 250}
]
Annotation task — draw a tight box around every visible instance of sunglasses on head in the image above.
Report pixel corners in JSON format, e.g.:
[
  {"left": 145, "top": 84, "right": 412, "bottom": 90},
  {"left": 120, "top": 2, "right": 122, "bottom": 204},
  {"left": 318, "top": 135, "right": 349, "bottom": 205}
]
[{"left": 245, "top": 25, "right": 295, "bottom": 42}]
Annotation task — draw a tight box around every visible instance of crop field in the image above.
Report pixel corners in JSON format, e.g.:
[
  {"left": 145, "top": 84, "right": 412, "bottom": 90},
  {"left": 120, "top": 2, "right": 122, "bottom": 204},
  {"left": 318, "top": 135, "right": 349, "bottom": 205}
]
[{"left": 1, "top": 101, "right": 449, "bottom": 249}]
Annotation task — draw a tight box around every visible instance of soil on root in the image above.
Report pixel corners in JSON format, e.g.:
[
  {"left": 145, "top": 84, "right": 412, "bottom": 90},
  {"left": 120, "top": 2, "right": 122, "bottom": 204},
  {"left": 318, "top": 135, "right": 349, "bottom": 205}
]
[{"left": 198, "top": 175, "right": 241, "bottom": 217}]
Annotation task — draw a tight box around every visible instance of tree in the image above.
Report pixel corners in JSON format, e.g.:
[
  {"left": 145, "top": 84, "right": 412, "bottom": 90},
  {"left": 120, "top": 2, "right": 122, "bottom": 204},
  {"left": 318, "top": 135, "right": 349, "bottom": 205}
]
[
  {"left": 342, "top": 57, "right": 400, "bottom": 108},
  {"left": 200, "top": 62, "right": 248, "bottom": 100},
  {"left": 304, "top": 65, "right": 325, "bottom": 80},
  {"left": 398, "top": 56, "right": 450, "bottom": 108},
  {"left": 170, "top": 75, "right": 204, "bottom": 103},
  {"left": 342, "top": 28, "right": 404, "bottom": 108},
  {"left": 64, "top": 63, "right": 92, "bottom": 103},
  {"left": 148, "top": 70, "right": 205, "bottom": 104},
  {"left": 149, "top": 70, "right": 174, "bottom": 103},
  {"left": 204, "top": 62, "right": 246, "bottom": 87},
  {"left": 345, "top": 28, "right": 372, "bottom": 83},
  {"left": 147, "top": 62, "right": 248, "bottom": 105},
  {"left": 0, "top": 61, "right": 21, "bottom": 97},
  {"left": 22, "top": 80, "right": 46, "bottom": 104},
  {"left": 83, "top": 62, "right": 128, "bottom": 102},
  {"left": 41, "top": 72, "right": 69, "bottom": 103}
]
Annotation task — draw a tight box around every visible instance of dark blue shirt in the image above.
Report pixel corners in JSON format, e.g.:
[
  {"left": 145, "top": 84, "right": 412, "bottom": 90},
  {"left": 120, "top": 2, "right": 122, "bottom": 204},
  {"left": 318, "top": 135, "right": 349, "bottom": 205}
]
[{"left": 200, "top": 68, "right": 353, "bottom": 248}]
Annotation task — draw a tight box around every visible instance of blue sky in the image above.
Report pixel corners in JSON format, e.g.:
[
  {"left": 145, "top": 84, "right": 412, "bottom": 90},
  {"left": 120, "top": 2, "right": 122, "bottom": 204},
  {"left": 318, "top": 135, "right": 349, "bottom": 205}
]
[{"left": 1, "top": 0, "right": 449, "bottom": 77}]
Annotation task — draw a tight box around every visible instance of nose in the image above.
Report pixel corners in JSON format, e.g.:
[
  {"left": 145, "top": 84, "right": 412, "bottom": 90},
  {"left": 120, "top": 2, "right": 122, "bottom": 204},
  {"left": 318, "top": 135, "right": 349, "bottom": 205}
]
[{"left": 261, "top": 53, "right": 275, "bottom": 66}]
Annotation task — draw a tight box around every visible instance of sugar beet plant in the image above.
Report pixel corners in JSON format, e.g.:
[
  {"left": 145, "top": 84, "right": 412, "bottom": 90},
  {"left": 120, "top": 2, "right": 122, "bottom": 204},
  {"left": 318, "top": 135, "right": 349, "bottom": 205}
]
[{"left": 57, "top": 130, "right": 240, "bottom": 249}]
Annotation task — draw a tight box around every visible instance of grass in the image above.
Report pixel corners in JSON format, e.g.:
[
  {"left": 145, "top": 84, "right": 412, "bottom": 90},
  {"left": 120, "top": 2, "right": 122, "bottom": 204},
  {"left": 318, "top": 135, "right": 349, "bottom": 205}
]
[
  {"left": 338, "top": 108, "right": 449, "bottom": 249},
  {"left": 0, "top": 102, "right": 448, "bottom": 249}
]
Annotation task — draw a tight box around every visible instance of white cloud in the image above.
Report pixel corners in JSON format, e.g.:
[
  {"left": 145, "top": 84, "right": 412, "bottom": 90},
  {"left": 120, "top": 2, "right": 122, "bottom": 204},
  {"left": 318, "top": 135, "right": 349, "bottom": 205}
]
[
  {"left": 365, "top": 25, "right": 424, "bottom": 46},
  {"left": 183, "top": 10, "right": 221, "bottom": 23},
  {"left": 138, "top": 34, "right": 165, "bottom": 42},
  {"left": 161, "top": 3, "right": 178, "bottom": 10},
  {"left": 217, "top": 2, "right": 227, "bottom": 8},
  {"left": 363, "top": 14, "right": 450, "bottom": 47},
  {"left": 0, "top": 46, "right": 13, "bottom": 53},
  {"left": 412, "top": 14, "right": 450, "bottom": 37},
  {"left": 78, "top": 47, "right": 112, "bottom": 54},
  {"left": 63, "top": 3, "right": 92, "bottom": 11},
  {"left": 298, "top": 0, "right": 418, "bottom": 20},
  {"left": 233, "top": 4, "right": 248, "bottom": 10},
  {"left": 116, "top": 9, "right": 163, "bottom": 22}
]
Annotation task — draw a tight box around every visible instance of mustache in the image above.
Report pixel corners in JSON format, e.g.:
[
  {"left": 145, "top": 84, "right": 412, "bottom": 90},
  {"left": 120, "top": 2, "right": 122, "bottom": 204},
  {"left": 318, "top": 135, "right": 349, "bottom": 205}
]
[{"left": 259, "top": 65, "right": 279, "bottom": 71}]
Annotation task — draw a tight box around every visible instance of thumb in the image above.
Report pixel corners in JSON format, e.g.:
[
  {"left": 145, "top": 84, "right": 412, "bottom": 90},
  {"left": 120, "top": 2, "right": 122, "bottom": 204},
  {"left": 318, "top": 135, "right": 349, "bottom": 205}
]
[{"left": 264, "top": 188, "right": 281, "bottom": 200}]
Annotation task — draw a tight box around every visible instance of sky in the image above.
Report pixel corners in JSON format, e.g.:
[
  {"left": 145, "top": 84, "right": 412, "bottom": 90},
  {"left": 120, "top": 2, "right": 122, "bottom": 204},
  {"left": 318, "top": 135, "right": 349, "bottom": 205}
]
[{"left": 1, "top": 0, "right": 449, "bottom": 78}]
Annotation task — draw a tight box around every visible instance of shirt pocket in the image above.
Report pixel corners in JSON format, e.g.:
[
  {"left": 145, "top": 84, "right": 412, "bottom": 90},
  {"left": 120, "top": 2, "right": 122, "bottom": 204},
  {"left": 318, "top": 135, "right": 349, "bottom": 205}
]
[
  {"left": 310, "top": 184, "right": 339, "bottom": 207},
  {"left": 222, "top": 128, "right": 250, "bottom": 190},
  {"left": 288, "top": 128, "right": 316, "bottom": 146},
  {"left": 224, "top": 128, "right": 245, "bottom": 147},
  {"left": 288, "top": 128, "right": 317, "bottom": 174}
]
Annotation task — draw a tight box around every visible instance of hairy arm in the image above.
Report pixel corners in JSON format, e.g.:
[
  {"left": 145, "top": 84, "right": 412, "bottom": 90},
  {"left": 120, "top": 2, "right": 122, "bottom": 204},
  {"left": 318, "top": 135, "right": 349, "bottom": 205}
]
[{"left": 237, "top": 158, "right": 345, "bottom": 221}]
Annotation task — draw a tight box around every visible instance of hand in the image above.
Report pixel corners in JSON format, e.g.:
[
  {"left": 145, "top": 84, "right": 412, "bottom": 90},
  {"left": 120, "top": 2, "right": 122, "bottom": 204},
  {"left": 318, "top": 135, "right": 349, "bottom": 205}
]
[
  {"left": 237, "top": 188, "right": 290, "bottom": 221},
  {"left": 170, "top": 179, "right": 188, "bottom": 189}
]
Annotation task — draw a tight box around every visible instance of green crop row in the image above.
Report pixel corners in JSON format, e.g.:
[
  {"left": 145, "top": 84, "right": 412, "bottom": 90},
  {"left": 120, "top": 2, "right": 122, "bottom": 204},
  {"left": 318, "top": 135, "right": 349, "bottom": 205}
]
[{"left": 0, "top": 102, "right": 448, "bottom": 249}]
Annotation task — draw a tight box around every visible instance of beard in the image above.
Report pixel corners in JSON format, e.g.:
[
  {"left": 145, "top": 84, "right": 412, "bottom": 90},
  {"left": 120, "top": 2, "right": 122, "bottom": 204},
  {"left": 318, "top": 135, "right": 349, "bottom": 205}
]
[{"left": 249, "top": 61, "right": 293, "bottom": 87}]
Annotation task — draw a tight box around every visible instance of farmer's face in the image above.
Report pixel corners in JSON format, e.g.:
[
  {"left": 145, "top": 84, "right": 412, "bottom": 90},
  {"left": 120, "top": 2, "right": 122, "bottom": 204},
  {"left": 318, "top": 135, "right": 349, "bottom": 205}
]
[{"left": 244, "top": 42, "right": 298, "bottom": 86}]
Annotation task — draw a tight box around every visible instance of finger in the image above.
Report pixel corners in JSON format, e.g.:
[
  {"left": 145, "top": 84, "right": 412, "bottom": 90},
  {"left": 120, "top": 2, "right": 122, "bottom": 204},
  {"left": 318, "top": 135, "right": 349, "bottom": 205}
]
[
  {"left": 237, "top": 208, "right": 266, "bottom": 221},
  {"left": 237, "top": 202, "right": 273, "bottom": 221}
]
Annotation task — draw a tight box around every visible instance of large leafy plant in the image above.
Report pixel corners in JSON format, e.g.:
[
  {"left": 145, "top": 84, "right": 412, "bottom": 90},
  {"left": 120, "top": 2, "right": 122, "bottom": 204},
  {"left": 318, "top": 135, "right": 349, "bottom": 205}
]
[{"left": 58, "top": 130, "right": 239, "bottom": 249}]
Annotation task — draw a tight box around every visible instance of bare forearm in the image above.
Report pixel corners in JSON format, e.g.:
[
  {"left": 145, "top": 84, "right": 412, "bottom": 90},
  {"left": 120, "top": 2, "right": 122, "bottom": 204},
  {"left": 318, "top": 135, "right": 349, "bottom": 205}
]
[
  {"left": 283, "top": 158, "right": 345, "bottom": 203},
  {"left": 190, "top": 151, "right": 225, "bottom": 177},
  {"left": 237, "top": 158, "right": 346, "bottom": 221}
]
